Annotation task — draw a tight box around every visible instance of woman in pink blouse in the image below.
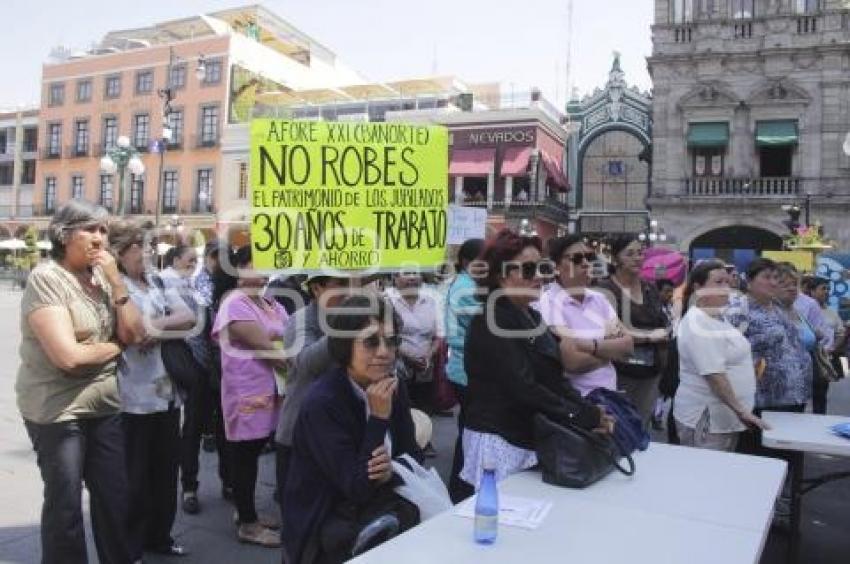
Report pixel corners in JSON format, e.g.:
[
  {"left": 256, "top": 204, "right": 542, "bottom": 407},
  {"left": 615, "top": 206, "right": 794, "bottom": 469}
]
[{"left": 212, "top": 246, "right": 288, "bottom": 547}]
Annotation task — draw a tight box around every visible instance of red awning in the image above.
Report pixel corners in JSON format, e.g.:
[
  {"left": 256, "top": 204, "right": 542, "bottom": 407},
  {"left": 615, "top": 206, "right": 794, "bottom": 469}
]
[
  {"left": 499, "top": 147, "right": 532, "bottom": 176},
  {"left": 541, "top": 151, "right": 569, "bottom": 189},
  {"left": 449, "top": 148, "right": 496, "bottom": 176}
]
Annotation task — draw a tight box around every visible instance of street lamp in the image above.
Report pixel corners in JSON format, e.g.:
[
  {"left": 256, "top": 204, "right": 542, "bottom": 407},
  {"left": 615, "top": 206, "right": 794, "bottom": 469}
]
[
  {"left": 156, "top": 49, "right": 207, "bottom": 227},
  {"left": 100, "top": 135, "right": 145, "bottom": 216},
  {"left": 639, "top": 218, "right": 666, "bottom": 246}
]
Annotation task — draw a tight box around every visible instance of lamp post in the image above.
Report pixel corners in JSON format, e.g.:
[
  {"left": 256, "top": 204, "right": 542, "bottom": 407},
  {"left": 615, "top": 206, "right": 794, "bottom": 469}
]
[
  {"left": 638, "top": 218, "right": 667, "bottom": 247},
  {"left": 100, "top": 135, "right": 145, "bottom": 216},
  {"left": 155, "top": 48, "right": 207, "bottom": 227}
]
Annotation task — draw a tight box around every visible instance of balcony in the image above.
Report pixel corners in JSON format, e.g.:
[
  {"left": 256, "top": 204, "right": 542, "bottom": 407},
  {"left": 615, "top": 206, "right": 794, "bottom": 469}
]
[
  {"left": 40, "top": 147, "right": 62, "bottom": 160},
  {"left": 65, "top": 145, "right": 89, "bottom": 159},
  {"left": 458, "top": 195, "right": 570, "bottom": 223},
  {"left": 193, "top": 134, "right": 219, "bottom": 149},
  {"left": 684, "top": 177, "right": 801, "bottom": 197}
]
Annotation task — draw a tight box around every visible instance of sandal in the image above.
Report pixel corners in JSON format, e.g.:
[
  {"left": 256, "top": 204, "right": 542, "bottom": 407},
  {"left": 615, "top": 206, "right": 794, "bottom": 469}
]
[{"left": 237, "top": 523, "right": 280, "bottom": 547}]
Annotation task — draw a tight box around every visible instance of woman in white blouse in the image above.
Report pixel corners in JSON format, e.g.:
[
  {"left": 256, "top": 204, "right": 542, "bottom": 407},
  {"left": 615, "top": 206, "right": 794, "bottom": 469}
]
[{"left": 674, "top": 259, "right": 769, "bottom": 451}]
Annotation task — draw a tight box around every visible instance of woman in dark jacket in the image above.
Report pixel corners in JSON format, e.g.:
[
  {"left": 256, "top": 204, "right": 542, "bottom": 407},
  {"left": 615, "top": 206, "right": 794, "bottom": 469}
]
[
  {"left": 282, "top": 294, "right": 421, "bottom": 564},
  {"left": 461, "top": 229, "right": 613, "bottom": 488}
]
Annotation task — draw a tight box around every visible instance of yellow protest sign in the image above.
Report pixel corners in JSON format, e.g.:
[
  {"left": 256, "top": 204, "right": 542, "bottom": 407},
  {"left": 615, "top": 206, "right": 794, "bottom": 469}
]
[
  {"left": 250, "top": 120, "right": 448, "bottom": 272},
  {"left": 762, "top": 250, "right": 814, "bottom": 272}
]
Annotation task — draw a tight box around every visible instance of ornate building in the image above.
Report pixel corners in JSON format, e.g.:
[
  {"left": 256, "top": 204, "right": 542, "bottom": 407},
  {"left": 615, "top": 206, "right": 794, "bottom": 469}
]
[
  {"left": 566, "top": 55, "right": 653, "bottom": 238},
  {"left": 648, "top": 0, "right": 850, "bottom": 264}
]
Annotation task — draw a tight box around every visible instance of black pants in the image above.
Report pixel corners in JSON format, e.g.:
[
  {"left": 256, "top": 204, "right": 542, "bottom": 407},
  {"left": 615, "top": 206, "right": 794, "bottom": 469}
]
[
  {"left": 212, "top": 400, "right": 233, "bottom": 491},
  {"left": 24, "top": 414, "right": 131, "bottom": 564},
  {"left": 229, "top": 437, "right": 267, "bottom": 524},
  {"left": 180, "top": 363, "right": 213, "bottom": 493},
  {"left": 812, "top": 376, "right": 830, "bottom": 415},
  {"left": 448, "top": 384, "right": 474, "bottom": 503},
  {"left": 123, "top": 409, "right": 180, "bottom": 559}
]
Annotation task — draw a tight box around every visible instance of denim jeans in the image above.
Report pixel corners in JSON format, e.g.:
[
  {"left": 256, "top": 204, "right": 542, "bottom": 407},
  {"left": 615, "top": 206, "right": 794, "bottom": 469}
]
[{"left": 24, "top": 414, "right": 131, "bottom": 564}]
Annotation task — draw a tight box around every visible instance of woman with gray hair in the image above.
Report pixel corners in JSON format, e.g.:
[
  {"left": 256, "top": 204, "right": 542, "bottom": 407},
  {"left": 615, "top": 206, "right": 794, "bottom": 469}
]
[{"left": 15, "top": 200, "right": 143, "bottom": 564}]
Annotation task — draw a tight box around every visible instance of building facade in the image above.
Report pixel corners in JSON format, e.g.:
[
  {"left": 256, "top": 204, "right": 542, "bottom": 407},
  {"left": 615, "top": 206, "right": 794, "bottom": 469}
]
[
  {"left": 648, "top": 0, "right": 850, "bottom": 264},
  {"left": 566, "top": 55, "right": 653, "bottom": 239},
  {"left": 0, "top": 109, "right": 39, "bottom": 237},
  {"left": 33, "top": 5, "right": 362, "bottom": 235}
]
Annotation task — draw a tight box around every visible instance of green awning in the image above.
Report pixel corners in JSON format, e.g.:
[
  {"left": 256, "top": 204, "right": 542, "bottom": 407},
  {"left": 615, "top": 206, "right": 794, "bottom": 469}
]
[
  {"left": 756, "top": 120, "right": 798, "bottom": 146},
  {"left": 687, "top": 122, "right": 729, "bottom": 148}
]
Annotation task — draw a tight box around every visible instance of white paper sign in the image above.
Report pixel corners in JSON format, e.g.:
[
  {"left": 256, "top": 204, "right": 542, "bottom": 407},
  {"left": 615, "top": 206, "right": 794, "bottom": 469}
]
[
  {"left": 454, "top": 495, "right": 553, "bottom": 530},
  {"left": 447, "top": 205, "right": 487, "bottom": 245}
]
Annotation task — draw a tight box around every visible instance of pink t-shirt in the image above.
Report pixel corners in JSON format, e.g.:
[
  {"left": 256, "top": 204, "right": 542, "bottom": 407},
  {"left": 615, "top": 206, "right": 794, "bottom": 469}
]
[
  {"left": 536, "top": 284, "right": 618, "bottom": 396},
  {"left": 212, "top": 291, "right": 288, "bottom": 441}
]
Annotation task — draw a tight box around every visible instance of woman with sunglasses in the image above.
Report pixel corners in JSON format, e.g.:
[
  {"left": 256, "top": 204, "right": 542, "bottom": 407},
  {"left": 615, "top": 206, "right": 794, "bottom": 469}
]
[
  {"left": 110, "top": 220, "right": 195, "bottom": 559},
  {"left": 211, "top": 246, "right": 288, "bottom": 547},
  {"left": 538, "top": 235, "right": 634, "bottom": 396},
  {"left": 282, "top": 294, "right": 420, "bottom": 564},
  {"left": 460, "top": 230, "right": 614, "bottom": 488},
  {"left": 16, "top": 200, "right": 144, "bottom": 564},
  {"left": 596, "top": 235, "right": 670, "bottom": 426}
]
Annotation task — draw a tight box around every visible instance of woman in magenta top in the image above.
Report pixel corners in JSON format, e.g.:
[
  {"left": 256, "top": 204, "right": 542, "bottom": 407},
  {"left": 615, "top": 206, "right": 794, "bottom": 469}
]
[{"left": 212, "top": 246, "right": 287, "bottom": 547}]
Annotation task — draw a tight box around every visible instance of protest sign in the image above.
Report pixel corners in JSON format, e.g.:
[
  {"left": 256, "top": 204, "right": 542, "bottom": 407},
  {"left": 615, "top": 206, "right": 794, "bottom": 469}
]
[
  {"left": 250, "top": 120, "right": 448, "bottom": 272},
  {"left": 447, "top": 205, "right": 487, "bottom": 245}
]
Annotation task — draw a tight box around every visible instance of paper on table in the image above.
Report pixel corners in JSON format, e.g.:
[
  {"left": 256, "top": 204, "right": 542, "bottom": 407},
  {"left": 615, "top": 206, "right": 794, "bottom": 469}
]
[{"left": 454, "top": 495, "right": 553, "bottom": 530}]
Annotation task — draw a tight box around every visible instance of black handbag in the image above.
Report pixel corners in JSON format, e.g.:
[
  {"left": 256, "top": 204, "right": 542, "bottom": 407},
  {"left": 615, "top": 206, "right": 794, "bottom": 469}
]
[
  {"left": 534, "top": 413, "right": 635, "bottom": 489},
  {"left": 161, "top": 339, "right": 203, "bottom": 394}
]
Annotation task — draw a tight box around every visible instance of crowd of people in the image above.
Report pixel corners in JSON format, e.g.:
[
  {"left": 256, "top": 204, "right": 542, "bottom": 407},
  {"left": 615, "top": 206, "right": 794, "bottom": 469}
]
[{"left": 15, "top": 200, "right": 845, "bottom": 564}]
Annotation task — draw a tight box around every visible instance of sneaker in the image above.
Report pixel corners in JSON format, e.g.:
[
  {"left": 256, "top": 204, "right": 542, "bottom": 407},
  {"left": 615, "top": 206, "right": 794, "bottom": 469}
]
[
  {"left": 201, "top": 434, "right": 216, "bottom": 453},
  {"left": 237, "top": 523, "right": 281, "bottom": 547},
  {"left": 148, "top": 542, "right": 190, "bottom": 557},
  {"left": 233, "top": 510, "right": 281, "bottom": 530},
  {"left": 182, "top": 492, "right": 200, "bottom": 515}
]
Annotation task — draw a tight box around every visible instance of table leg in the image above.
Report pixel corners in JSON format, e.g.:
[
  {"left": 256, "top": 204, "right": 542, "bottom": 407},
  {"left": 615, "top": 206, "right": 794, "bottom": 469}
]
[{"left": 787, "top": 451, "right": 804, "bottom": 564}]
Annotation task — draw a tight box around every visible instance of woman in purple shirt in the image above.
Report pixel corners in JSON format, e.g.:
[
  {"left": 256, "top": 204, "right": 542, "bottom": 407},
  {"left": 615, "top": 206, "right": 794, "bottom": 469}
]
[
  {"left": 212, "top": 246, "right": 288, "bottom": 547},
  {"left": 538, "top": 235, "right": 633, "bottom": 395}
]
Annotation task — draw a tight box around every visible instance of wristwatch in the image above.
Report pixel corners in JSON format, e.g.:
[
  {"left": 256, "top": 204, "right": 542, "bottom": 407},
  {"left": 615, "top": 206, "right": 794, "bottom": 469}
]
[{"left": 114, "top": 295, "right": 130, "bottom": 307}]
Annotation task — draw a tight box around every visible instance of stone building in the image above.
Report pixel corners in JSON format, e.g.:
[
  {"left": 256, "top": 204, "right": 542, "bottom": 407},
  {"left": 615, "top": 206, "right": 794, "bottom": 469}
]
[
  {"left": 648, "top": 0, "right": 850, "bottom": 264},
  {"left": 566, "top": 55, "right": 653, "bottom": 239}
]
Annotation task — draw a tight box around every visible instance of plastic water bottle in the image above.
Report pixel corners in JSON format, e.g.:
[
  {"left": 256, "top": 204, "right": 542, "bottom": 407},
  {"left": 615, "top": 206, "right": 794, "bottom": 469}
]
[{"left": 474, "top": 458, "right": 498, "bottom": 544}]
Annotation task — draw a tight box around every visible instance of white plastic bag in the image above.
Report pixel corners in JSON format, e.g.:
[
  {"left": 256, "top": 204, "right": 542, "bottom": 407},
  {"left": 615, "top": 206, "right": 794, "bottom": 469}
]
[{"left": 391, "top": 454, "right": 452, "bottom": 521}]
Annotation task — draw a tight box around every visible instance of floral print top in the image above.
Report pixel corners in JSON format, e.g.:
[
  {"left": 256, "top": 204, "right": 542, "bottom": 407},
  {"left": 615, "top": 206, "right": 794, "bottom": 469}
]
[{"left": 728, "top": 297, "right": 811, "bottom": 408}]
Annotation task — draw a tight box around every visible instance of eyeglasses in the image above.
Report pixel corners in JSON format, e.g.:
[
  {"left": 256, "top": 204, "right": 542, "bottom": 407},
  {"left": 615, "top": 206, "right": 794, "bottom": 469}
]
[
  {"left": 506, "top": 260, "right": 556, "bottom": 281},
  {"left": 361, "top": 333, "right": 402, "bottom": 351},
  {"left": 562, "top": 252, "right": 598, "bottom": 265}
]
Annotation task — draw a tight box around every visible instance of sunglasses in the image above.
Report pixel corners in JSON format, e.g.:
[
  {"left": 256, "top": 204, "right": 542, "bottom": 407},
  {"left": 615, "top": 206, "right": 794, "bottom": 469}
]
[
  {"left": 562, "top": 252, "right": 598, "bottom": 265},
  {"left": 361, "top": 333, "right": 402, "bottom": 350},
  {"left": 506, "top": 260, "right": 556, "bottom": 281}
]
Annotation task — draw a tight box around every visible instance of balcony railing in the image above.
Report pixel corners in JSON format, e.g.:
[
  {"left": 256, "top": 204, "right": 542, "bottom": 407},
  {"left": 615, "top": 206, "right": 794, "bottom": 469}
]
[
  {"left": 41, "top": 147, "right": 62, "bottom": 159},
  {"left": 797, "top": 16, "right": 818, "bottom": 34},
  {"left": 65, "top": 145, "right": 89, "bottom": 158},
  {"left": 684, "top": 177, "right": 801, "bottom": 197},
  {"left": 673, "top": 25, "right": 693, "bottom": 43},
  {"left": 193, "top": 134, "right": 219, "bottom": 149}
]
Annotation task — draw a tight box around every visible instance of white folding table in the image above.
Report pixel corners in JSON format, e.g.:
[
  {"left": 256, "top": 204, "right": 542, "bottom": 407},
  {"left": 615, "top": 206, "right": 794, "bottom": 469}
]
[
  {"left": 761, "top": 411, "right": 850, "bottom": 563},
  {"left": 351, "top": 443, "right": 786, "bottom": 564}
]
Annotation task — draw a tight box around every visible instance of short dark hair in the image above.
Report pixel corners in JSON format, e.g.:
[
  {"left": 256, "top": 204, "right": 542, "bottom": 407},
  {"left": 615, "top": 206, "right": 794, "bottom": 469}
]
[
  {"left": 547, "top": 235, "right": 585, "bottom": 264},
  {"left": 607, "top": 234, "right": 641, "bottom": 274},
  {"left": 477, "top": 229, "right": 543, "bottom": 296},
  {"left": 682, "top": 259, "right": 726, "bottom": 314},
  {"left": 164, "top": 244, "right": 192, "bottom": 268},
  {"left": 327, "top": 293, "right": 401, "bottom": 368},
  {"left": 456, "top": 238, "right": 484, "bottom": 272},
  {"left": 656, "top": 278, "right": 675, "bottom": 291},
  {"left": 746, "top": 257, "right": 777, "bottom": 282},
  {"left": 810, "top": 276, "right": 831, "bottom": 291}
]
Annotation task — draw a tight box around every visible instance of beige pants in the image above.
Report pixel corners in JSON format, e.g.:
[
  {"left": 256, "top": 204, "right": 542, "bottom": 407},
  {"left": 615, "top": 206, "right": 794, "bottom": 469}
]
[
  {"left": 676, "top": 409, "right": 739, "bottom": 452},
  {"left": 617, "top": 373, "right": 661, "bottom": 428}
]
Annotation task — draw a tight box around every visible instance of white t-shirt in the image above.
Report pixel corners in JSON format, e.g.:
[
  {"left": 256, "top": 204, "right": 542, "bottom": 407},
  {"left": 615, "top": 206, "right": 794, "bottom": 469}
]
[{"left": 674, "top": 306, "right": 756, "bottom": 433}]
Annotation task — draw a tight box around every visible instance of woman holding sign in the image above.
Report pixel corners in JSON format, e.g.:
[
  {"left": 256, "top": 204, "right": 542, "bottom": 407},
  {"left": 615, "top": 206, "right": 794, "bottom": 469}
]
[{"left": 211, "top": 246, "right": 288, "bottom": 547}]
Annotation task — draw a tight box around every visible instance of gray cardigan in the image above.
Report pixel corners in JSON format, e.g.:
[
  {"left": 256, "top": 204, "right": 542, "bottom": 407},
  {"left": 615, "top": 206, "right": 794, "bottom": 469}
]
[{"left": 275, "top": 301, "right": 334, "bottom": 446}]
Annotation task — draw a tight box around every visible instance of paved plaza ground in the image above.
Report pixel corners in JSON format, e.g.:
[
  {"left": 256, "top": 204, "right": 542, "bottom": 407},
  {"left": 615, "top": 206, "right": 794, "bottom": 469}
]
[{"left": 0, "top": 287, "right": 848, "bottom": 563}]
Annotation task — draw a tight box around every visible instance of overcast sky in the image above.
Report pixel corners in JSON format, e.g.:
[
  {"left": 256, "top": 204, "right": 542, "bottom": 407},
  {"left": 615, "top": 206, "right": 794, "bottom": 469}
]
[{"left": 0, "top": 0, "right": 653, "bottom": 109}]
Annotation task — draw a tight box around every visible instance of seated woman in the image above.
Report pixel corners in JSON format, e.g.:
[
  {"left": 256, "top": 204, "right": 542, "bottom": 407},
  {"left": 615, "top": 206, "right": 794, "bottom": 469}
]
[
  {"left": 282, "top": 294, "right": 421, "bottom": 564},
  {"left": 461, "top": 229, "right": 614, "bottom": 488}
]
